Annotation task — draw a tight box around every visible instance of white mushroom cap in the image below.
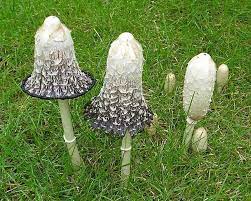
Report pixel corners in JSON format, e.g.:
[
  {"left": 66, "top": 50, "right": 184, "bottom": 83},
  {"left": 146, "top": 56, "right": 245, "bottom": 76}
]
[
  {"left": 85, "top": 32, "right": 153, "bottom": 136},
  {"left": 217, "top": 64, "right": 229, "bottom": 88},
  {"left": 118, "top": 32, "right": 135, "bottom": 41},
  {"left": 107, "top": 32, "right": 143, "bottom": 75},
  {"left": 183, "top": 53, "right": 216, "bottom": 121},
  {"left": 36, "top": 16, "right": 69, "bottom": 44},
  {"left": 164, "top": 73, "right": 176, "bottom": 93},
  {"left": 22, "top": 16, "right": 95, "bottom": 99},
  {"left": 43, "top": 16, "right": 61, "bottom": 33},
  {"left": 192, "top": 127, "right": 208, "bottom": 152}
]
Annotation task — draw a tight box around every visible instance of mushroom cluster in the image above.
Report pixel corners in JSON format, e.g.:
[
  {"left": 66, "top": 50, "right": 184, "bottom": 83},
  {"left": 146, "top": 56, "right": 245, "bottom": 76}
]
[{"left": 20, "top": 15, "right": 229, "bottom": 179}]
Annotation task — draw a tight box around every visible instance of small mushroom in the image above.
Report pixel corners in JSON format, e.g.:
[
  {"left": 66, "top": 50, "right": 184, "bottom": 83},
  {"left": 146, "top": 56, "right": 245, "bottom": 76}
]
[
  {"left": 21, "top": 16, "right": 95, "bottom": 168},
  {"left": 192, "top": 127, "right": 207, "bottom": 152},
  {"left": 182, "top": 53, "right": 216, "bottom": 148},
  {"left": 85, "top": 32, "right": 153, "bottom": 185},
  {"left": 216, "top": 64, "right": 229, "bottom": 93},
  {"left": 164, "top": 73, "right": 176, "bottom": 93}
]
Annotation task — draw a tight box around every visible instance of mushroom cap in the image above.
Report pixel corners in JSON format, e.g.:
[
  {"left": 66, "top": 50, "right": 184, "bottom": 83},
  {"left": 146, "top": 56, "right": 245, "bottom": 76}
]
[
  {"left": 43, "top": 16, "right": 61, "bottom": 32},
  {"left": 164, "top": 72, "right": 176, "bottom": 93},
  {"left": 118, "top": 32, "right": 135, "bottom": 41},
  {"left": 218, "top": 64, "right": 229, "bottom": 73},
  {"left": 85, "top": 32, "right": 153, "bottom": 136},
  {"left": 21, "top": 16, "right": 95, "bottom": 100},
  {"left": 192, "top": 127, "right": 208, "bottom": 152},
  {"left": 107, "top": 32, "right": 143, "bottom": 76},
  {"left": 38, "top": 16, "right": 68, "bottom": 44},
  {"left": 217, "top": 64, "right": 229, "bottom": 87},
  {"left": 183, "top": 53, "right": 216, "bottom": 121}
]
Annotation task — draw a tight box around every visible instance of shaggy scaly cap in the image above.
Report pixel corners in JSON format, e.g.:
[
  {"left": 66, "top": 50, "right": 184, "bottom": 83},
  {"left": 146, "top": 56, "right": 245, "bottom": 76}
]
[
  {"left": 21, "top": 16, "right": 95, "bottom": 99},
  {"left": 85, "top": 32, "right": 153, "bottom": 136},
  {"left": 183, "top": 53, "right": 216, "bottom": 121}
]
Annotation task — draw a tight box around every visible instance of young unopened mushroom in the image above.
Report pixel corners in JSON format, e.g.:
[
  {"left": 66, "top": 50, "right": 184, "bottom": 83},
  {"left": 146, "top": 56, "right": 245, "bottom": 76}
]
[
  {"left": 216, "top": 64, "right": 229, "bottom": 93},
  {"left": 164, "top": 73, "right": 176, "bottom": 93},
  {"left": 192, "top": 127, "right": 207, "bottom": 152},
  {"left": 182, "top": 53, "right": 216, "bottom": 148},
  {"left": 21, "top": 16, "right": 95, "bottom": 168},
  {"left": 85, "top": 32, "right": 153, "bottom": 185}
]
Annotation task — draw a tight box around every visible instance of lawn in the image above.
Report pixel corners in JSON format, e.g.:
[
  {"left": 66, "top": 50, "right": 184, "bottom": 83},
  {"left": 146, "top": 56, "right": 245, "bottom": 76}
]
[{"left": 0, "top": 0, "right": 250, "bottom": 200}]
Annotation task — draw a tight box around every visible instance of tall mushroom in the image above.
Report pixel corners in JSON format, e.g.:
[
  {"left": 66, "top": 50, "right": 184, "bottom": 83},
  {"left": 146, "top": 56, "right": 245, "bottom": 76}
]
[
  {"left": 85, "top": 32, "right": 153, "bottom": 185},
  {"left": 182, "top": 53, "right": 216, "bottom": 148},
  {"left": 21, "top": 16, "right": 95, "bottom": 168}
]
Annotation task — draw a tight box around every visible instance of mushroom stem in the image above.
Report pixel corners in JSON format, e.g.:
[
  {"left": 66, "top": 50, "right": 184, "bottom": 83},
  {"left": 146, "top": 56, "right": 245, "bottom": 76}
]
[
  {"left": 121, "top": 131, "right": 132, "bottom": 187},
  {"left": 58, "top": 99, "right": 83, "bottom": 168},
  {"left": 182, "top": 117, "right": 197, "bottom": 148}
]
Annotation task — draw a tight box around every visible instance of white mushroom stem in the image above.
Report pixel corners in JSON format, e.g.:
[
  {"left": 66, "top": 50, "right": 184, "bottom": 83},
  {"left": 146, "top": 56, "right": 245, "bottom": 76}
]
[
  {"left": 164, "top": 73, "right": 176, "bottom": 93},
  {"left": 121, "top": 131, "right": 132, "bottom": 186},
  {"left": 182, "top": 117, "right": 197, "bottom": 147},
  {"left": 217, "top": 64, "right": 229, "bottom": 93},
  {"left": 192, "top": 127, "right": 208, "bottom": 152},
  {"left": 58, "top": 99, "right": 83, "bottom": 168}
]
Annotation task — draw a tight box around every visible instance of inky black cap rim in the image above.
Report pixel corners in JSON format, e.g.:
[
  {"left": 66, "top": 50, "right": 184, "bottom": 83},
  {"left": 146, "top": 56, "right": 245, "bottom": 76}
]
[{"left": 21, "top": 71, "right": 96, "bottom": 100}]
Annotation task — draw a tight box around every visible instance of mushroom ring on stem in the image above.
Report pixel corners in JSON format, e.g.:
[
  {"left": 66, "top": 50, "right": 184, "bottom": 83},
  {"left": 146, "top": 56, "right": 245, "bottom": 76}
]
[
  {"left": 182, "top": 53, "right": 216, "bottom": 146},
  {"left": 85, "top": 32, "right": 153, "bottom": 185},
  {"left": 21, "top": 16, "right": 95, "bottom": 168}
]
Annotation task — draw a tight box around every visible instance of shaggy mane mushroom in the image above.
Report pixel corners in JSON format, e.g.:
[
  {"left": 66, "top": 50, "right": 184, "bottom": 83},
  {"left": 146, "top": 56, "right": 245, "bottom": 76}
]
[
  {"left": 21, "top": 16, "right": 95, "bottom": 168},
  {"left": 85, "top": 32, "right": 153, "bottom": 185}
]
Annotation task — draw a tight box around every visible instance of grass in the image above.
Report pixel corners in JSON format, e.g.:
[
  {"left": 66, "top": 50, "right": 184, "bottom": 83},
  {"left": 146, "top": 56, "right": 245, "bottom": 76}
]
[{"left": 0, "top": 0, "right": 250, "bottom": 200}]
